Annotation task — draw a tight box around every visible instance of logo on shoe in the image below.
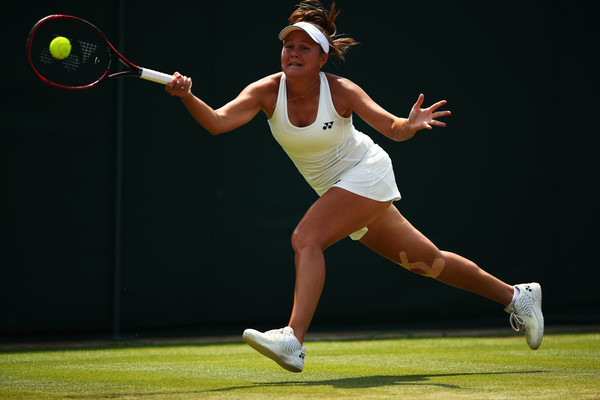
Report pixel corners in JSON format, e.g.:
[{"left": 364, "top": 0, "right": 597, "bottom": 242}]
[{"left": 299, "top": 352, "right": 305, "bottom": 359}]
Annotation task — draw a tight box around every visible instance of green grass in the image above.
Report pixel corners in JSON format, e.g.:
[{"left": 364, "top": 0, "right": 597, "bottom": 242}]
[{"left": 1, "top": 331, "right": 599, "bottom": 399}]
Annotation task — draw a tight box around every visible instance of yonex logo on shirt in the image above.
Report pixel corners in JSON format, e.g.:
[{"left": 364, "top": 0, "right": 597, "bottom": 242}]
[{"left": 323, "top": 121, "right": 334, "bottom": 130}]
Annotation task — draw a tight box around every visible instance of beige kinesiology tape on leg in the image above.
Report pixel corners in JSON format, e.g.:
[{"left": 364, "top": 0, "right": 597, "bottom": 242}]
[{"left": 398, "top": 251, "right": 445, "bottom": 278}]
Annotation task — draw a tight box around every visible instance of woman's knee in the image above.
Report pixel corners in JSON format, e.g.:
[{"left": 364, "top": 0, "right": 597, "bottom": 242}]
[
  {"left": 291, "top": 225, "right": 325, "bottom": 254},
  {"left": 292, "top": 226, "right": 312, "bottom": 252}
]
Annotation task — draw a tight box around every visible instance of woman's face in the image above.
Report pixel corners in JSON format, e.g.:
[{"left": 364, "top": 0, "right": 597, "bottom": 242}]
[{"left": 281, "top": 30, "right": 328, "bottom": 77}]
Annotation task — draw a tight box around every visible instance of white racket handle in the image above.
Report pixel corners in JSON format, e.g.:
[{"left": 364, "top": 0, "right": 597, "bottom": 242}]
[
  {"left": 139, "top": 67, "right": 172, "bottom": 84},
  {"left": 139, "top": 67, "right": 192, "bottom": 89}
]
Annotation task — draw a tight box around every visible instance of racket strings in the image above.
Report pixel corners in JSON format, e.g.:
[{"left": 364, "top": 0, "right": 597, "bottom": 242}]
[{"left": 28, "top": 17, "right": 111, "bottom": 88}]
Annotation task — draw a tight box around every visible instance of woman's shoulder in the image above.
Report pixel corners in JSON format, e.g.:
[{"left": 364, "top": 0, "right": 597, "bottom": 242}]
[
  {"left": 251, "top": 72, "right": 283, "bottom": 91},
  {"left": 247, "top": 73, "right": 282, "bottom": 118},
  {"left": 324, "top": 72, "right": 363, "bottom": 117},
  {"left": 324, "top": 72, "right": 361, "bottom": 94},
  {"left": 240, "top": 73, "right": 282, "bottom": 105}
]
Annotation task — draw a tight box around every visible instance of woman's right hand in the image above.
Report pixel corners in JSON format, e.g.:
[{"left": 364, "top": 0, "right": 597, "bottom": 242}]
[{"left": 165, "top": 72, "right": 192, "bottom": 98}]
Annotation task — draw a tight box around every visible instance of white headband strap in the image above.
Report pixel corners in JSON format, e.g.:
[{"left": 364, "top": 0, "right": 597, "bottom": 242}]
[{"left": 278, "top": 22, "right": 330, "bottom": 54}]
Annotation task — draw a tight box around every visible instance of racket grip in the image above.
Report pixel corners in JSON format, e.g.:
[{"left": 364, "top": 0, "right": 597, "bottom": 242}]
[{"left": 139, "top": 67, "right": 173, "bottom": 85}]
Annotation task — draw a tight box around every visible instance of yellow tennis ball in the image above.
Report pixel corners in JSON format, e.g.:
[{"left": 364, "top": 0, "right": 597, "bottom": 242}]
[{"left": 49, "top": 36, "right": 71, "bottom": 60}]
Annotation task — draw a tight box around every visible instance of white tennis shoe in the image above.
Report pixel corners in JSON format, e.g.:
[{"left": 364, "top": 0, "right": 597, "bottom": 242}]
[
  {"left": 243, "top": 326, "right": 305, "bottom": 372},
  {"left": 505, "top": 282, "right": 544, "bottom": 350}
]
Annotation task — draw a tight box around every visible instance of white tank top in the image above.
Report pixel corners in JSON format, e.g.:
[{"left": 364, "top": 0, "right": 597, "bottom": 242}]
[{"left": 268, "top": 72, "right": 376, "bottom": 196}]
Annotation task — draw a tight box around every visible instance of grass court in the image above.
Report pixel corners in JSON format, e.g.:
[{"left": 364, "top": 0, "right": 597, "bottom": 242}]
[{"left": 1, "top": 330, "right": 599, "bottom": 399}]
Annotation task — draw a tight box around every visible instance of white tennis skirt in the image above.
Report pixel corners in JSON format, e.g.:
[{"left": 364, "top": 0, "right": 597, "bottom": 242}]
[{"left": 331, "top": 144, "right": 401, "bottom": 240}]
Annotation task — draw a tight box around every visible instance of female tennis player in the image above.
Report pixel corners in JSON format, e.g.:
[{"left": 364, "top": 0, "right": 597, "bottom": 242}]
[{"left": 166, "top": 0, "right": 543, "bottom": 372}]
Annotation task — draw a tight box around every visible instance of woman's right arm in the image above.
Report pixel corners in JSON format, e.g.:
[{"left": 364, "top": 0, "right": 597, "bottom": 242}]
[{"left": 166, "top": 72, "right": 271, "bottom": 135}]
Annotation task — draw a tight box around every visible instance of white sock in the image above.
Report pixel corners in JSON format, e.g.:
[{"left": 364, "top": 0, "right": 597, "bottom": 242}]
[{"left": 510, "top": 286, "right": 520, "bottom": 304}]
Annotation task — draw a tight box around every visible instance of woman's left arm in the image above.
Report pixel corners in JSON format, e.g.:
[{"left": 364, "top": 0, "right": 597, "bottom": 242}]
[{"left": 340, "top": 78, "right": 451, "bottom": 142}]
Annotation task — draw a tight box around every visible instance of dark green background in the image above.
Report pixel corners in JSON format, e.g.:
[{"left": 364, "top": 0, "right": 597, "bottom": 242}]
[{"left": 1, "top": 0, "right": 597, "bottom": 340}]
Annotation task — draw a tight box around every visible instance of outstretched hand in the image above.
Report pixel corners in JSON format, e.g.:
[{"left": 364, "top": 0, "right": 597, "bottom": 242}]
[{"left": 408, "top": 94, "right": 451, "bottom": 132}]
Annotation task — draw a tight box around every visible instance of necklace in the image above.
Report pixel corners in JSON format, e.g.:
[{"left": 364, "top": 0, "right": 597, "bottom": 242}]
[{"left": 287, "top": 78, "right": 320, "bottom": 102}]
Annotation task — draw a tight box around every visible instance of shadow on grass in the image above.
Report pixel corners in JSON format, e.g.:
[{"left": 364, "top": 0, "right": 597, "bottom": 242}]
[
  {"left": 69, "top": 370, "right": 546, "bottom": 398},
  {"left": 210, "top": 370, "right": 546, "bottom": 392}
]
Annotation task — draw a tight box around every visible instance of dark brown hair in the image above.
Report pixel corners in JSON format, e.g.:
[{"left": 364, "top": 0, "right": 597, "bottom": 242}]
[{"left": 288, "top": 0, "right": 358, "bottom": 62}]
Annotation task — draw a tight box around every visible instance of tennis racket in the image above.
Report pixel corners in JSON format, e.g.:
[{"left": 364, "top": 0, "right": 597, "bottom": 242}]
[{"left": 26, "top": 14, "right": 175, "bottom": 90}]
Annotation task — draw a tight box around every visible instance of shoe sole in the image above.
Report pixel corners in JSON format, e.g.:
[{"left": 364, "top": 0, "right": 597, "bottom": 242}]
[
  {"left": 243, "top": 330, "right": 303, "bottom": 372},
  {"left": 528, "top": 283, "right": 544, "bottom": 350}
]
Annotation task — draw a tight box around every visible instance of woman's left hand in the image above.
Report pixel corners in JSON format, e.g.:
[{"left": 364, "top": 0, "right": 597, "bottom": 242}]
[{"left": 408, "top": 93, "right": 451, "bottom": 132}]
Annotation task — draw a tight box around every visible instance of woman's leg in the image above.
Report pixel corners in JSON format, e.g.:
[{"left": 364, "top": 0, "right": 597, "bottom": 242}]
[
  {"left": 359, "top": 204, "right": 543, "bottom": 350},
  {"left": 243, "top": 187, "right": 392, "bottom": 371},
  {"left": 359, "top": 204, "right": 514, "bottom": 306},
  {"left": 288, "top": 187, "right": 392, "bottom": 343}
]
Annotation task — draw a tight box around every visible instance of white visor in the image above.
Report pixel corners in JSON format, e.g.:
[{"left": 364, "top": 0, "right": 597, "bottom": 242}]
[{"left": 278, "top": 21, "right": 329, "bottom": 54}]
